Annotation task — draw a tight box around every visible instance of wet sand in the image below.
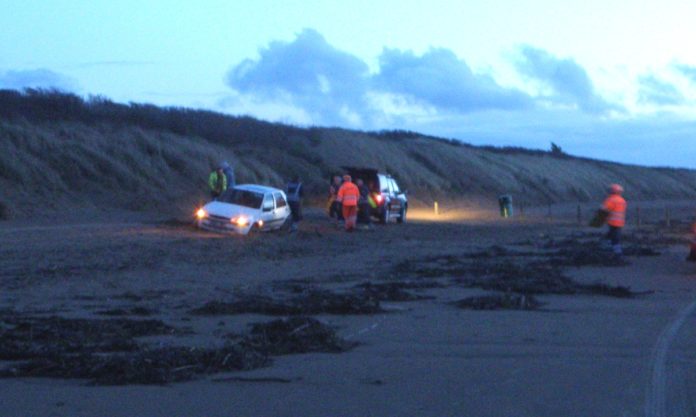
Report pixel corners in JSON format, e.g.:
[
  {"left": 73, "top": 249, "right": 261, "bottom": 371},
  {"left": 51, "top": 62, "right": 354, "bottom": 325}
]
[{"left": 1, "top": 208, "right": 695, "bottom": 416}]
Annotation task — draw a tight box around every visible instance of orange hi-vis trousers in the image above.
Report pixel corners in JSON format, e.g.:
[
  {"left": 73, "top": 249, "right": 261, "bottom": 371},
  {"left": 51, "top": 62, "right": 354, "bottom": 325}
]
[{"left": 342, "top": 205, "right": 357, "bottom": 231}]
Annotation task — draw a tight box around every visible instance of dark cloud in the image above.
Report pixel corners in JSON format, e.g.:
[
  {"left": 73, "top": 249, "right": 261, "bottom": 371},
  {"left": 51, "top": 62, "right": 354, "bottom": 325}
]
[
  {"left": 673, "top": 63, "right": 696, "bottom": 84},
  {"left": 226, "top": 28, "right": 370, "bottom": 125},
  {"left": 373, "top": 48, "right": 532, "bottom": 112},
  {"left": 515, "top": 46, "right": 615, "bottom": 114},
  {"left": 637, "top": 75, "right": 684, "bottom": 105},
  {"left": 0, "top": 68, "right": 78, "bottom": 91}
]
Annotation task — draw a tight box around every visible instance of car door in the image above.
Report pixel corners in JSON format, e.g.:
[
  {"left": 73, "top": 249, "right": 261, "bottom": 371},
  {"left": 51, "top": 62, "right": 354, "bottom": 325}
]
[
  {"left": 272, "top": 192, "right": 290, "bottom": 229},
  {"left": 388, "top": 179, "right": 403, "bottom": 213},
  {"left": 379, "top": 176, "right": 390, "bottom": 203},
  {"left": 260, "top": 193, "right": 275, "bottom": 229}
]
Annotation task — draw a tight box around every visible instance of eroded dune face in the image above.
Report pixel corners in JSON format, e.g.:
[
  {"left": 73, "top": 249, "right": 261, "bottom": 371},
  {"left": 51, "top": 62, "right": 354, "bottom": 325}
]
[{"left": 3, "top": 91, "right": 696, "bottom": 221}]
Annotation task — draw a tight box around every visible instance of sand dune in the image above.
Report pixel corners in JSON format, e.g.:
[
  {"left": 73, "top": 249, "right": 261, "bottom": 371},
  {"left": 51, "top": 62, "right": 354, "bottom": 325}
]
[{"left": 2, "top": 90, "right": 696, "bottom": 219}]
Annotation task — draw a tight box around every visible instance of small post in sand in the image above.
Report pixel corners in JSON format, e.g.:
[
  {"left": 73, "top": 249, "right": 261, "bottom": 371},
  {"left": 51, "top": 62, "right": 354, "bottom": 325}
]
[{"left": 434, "top": 201, "right": 439, "bottom": 216}]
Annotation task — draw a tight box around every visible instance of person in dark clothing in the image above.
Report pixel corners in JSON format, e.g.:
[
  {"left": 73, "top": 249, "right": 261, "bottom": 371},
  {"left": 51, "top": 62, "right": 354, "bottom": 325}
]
[
  {"left": 689, "top": 221, "right": 696, "bottom": 261},
  {"left": 221, "top": 161, "right": 235, "bottom": 190},
  {"left": 286, "top": 176, "right": 303, "bottom": 232},
  {"left": 356, "top": 178, "right": 372, "bottom": 227},
  {"left": 328, "top": 175, "right": 343, "bottom": 223}
]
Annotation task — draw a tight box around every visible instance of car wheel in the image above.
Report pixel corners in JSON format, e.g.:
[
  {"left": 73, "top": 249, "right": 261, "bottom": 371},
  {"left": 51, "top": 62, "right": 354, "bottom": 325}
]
[
  {"left": 397, "top": 207, "right": 406, "bottom": 223},
  {"left": 380, "top": 207, "right": 390, "bottom": 224},
  {"left": 279, "top": 216, "right": 293, "bottom": 232},
  {"left": 248, "top": 221, "right": 263, "bottom": 235}
]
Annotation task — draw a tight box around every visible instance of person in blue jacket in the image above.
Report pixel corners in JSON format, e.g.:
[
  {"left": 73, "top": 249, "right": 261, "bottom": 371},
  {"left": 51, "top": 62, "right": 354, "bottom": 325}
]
[{"left": 220, "top": 161, "right": 235, "bottom": 190}]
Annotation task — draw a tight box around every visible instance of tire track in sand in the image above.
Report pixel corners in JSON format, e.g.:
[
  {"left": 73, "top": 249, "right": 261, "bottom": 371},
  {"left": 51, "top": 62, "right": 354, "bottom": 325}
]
[{"left": 645, "top": 298, "right": 696, "bottom": 417}]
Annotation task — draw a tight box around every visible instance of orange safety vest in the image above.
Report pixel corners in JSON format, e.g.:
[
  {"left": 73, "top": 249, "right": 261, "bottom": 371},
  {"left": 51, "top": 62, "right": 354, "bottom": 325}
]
[
  {"left": 337, "top": 182, "right": 360, "bottom": 207},
  {"left": 603, "top": 194, "right": 626, "bottom": 227}
]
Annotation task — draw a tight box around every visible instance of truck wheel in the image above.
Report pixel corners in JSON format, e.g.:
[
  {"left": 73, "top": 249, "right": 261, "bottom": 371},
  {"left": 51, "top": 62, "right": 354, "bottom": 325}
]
[
  {"left": 397, "top": 207, "right": 406, "bottom": 223},
  {"left": 380, "top": 207, "right": 390, "bottom": 224}
]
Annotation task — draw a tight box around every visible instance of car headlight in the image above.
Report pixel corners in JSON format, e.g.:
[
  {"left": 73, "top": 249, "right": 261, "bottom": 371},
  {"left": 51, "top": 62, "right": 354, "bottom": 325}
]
[
  {"left": 231, "top": 216, "right": 249, "bottom": 226},
  {"left": 196, "top": 208, "right": 207, "bottom": 219}
]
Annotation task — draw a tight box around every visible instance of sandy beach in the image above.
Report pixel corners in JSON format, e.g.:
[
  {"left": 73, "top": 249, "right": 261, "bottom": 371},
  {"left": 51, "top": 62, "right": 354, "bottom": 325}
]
[{"left": 1, "top": 206, "right": 695, "bottom": 417}]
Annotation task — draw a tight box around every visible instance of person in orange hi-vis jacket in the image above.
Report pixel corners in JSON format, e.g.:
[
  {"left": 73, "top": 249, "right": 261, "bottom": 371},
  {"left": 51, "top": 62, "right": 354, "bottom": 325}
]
[
  {"left": 337, "top": 174, "right": 360, "bottom": 232},
  {"left": 602, "top": 183, "right": 627, "bottom": 257}
]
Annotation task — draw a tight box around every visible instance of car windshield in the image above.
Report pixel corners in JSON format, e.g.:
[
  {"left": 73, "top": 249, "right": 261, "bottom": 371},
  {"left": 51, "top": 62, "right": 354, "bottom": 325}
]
[{"left": 219, "top": 189, "right": 263, "bottom": 209}]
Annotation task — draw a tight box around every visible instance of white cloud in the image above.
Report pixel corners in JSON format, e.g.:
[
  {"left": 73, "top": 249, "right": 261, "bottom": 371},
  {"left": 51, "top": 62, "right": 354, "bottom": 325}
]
[
  {"left": 224, "top": 28, "right": 534, "bottom": 128},
  {"left": 219, "top": 29, "right": 696, "bottom": 167},
  {"left": 217, "top": 91, "right": 313, "bottom": 126},
  {"left": 514, "top": 45, "right": 618, "bottom": 114}
]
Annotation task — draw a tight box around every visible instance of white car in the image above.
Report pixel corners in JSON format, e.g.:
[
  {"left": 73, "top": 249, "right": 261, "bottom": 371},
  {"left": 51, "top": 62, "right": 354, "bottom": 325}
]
[{"left": 195, "top": 184, "right": 291, "bottom": 235}]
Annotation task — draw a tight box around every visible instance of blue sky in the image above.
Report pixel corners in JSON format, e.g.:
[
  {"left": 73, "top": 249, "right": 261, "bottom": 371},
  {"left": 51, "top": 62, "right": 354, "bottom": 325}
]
[{"left": 2, "top": 0, "right": 696, "bottom": 167}]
